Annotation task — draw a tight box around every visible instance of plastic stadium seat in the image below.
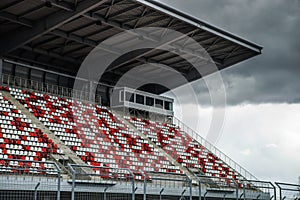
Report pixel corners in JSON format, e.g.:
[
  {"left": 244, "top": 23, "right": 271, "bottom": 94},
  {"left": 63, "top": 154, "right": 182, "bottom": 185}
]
[
  {"left": 0, "top": 91, "right": 60, "bottom": 174},
  {"left": 5, "top": 87, "right": 179, "bottom": 177},
  {"left": 128, "top": 117, "right": 242, "bottom": 180}
]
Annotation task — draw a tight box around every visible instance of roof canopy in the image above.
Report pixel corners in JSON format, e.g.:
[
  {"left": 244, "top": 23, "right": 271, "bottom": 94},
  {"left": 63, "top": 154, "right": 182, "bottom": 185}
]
[{"left": 0, "top": 0, "right": 262, "bottom": 94}]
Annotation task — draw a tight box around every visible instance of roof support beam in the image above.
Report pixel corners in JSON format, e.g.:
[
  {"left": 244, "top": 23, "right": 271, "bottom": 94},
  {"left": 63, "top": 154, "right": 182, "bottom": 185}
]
[
  {"left": 51, "top": 29, "right": 122, "bottom": 55},
  {"left": 32, "top": 35, "right": 60, "bottom": 48},
  {"left": 0, "top": 0, "right": 108, "bottom": 56},
  {"left": 0, "top": 0, "right": 24, "bottom": 11},
  {"left": 51, "top": 29, "right": 186, "bottom": 75},
  {"left": 108, "top": 4, "right": 141, "bottom": 19},
  {"left": 6, "top": 53, "right": 76, "bottom": 74},
  {"left": 83, "top": 11, "right": 224, "bottom": 68},
  {"left": 0, "top": 11, "right": 33, "bottom": 27},
  {"left": 39, "top": 0, "right": 75, "bottom": 11},
  {"left": 21, "top": 45, "right": 80, "bottom": 64}
]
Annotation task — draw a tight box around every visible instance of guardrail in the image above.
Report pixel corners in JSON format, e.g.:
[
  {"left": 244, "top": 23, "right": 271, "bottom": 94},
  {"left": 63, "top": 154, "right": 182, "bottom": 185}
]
[
  {"left": 1, "top": 73, "right": 101, "bottom": 103},
  {"left": 173, "top": 116, "right": 258, "bottom": 181},
  {"left": 0, "top": 158, "right": 61, "bottom": 200}
]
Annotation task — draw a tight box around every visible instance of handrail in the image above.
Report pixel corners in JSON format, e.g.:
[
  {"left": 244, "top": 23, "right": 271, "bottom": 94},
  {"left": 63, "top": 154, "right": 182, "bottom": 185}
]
[
  {"left": 0, "top": 73, "right": 101, "bottom": 104},
  {"left": 172, "top": 116, "right": 258, "bottom": 181}
]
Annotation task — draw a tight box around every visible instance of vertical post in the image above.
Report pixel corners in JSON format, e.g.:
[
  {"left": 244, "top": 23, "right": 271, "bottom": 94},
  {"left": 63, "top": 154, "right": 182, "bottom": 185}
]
[
  {"left": 243, "top": 183, "right": 246, "bottom": 200},
  {"left": 89, "top": 80, "right": 94, "bottom": 102},
  {"left": 159, "top": 188, "right": 164, "bottom": 200},
  {"left": 34, "top": 182, "right": 40, "bottom": 200},
  {"left": 186, "top": 175, "right": 192, "bottom": 200},
  {"left": 269, "top": 182, "right": 276, "bottom": 200},
  {"left": 275, "top": 183, "right": 282, "bottom": 200},
  {"left": 198, "top": 179, "right": 202, "bottom": 200},
  {"left": 140, "top": 170, "right": 147, "bottom": 200},
  {"left": 126, "top": 169, "right": 135, "bottom": 200},
  {"left": 180, "top": 189, "right": 186, "bottom": 200},
  {"left": 57, "top": 170, "right": 61, "bottom": 200},
  {"left": 53, "top": 161, "right": 61, "bottom": 200},
  {"left": 204, "top": 191, "right": 208, "bottom": 200},
  {"left": 72, "top": 170, "right": 76, "bottom": 200},
  {"left": 104, "top": 186, "right": 109, "bottom": 200},
  {"left": 68, "top": 164, "right": 76, "bottom": 200},
  {"left": 230, "top": 178, "right": 238, "bottom": 200}
]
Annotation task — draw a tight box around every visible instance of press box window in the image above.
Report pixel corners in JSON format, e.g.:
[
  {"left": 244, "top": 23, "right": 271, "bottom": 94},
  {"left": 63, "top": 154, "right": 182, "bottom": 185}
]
[
  {"left": 136, "top": 94, "right": 144, "bottom": 104},
  {"left": 146, "top": 97, "right": 154, "bottom": 106},
  {"left": 125, "top": 92, "right": 134, "bottom": 102},
  {"left": 155, "top": 99, "right": 163, "bottom": 108},
  {"left": 164, "top": 101, "right": 172, "bottom": 111}
]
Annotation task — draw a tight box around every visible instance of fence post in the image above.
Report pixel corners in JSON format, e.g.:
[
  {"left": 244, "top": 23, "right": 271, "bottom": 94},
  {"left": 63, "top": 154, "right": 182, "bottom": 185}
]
[
  {"left": 126, "top": 169, "right": 135, "bottom": 200},
  {"left": 68, "top": 164, "right": 76, "bottom": 200},
  {"left": 240, "top": 183, "right": 245, "bottom": 200},
  {"left": 53, "top": 162, "right": 61, "bottom": 200},
  {"left": 57, "top": 169, "right": 61, "bottom": 200},
  {"left": 140, "top": 170, "right": 147, "bottom": 200},
  {"left": 180, "top": 189, "right": 186, "bottom": 200},
  {"left": 198, "top": 179, "right": 202, "bottom": 200},
  {"left": 159, "top": 188, "right": 164, "bottom": 200},
  {"left": 203, "top": 191, "right": 208, "bottom": 200},
  {"left": 269, "top": 182, "right": 276, "bottom": 200},
  {"left": 186, "top": 175, "right": 192, "bottom": 200},
  {"left": 34, "top": 182, "right": 40, "bottom": 200},
  {"left": 230, "top": 178, "right": 238, "bottom": 200},
  {"left": 104, "top": 186, "right": 109, "bottom": 200}
]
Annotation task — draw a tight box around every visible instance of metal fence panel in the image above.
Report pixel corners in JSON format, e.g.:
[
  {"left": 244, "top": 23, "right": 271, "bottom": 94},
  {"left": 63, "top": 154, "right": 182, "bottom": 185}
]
[
  {"left": 68, "top": 164, "right": 135, "bottom": 200},
  {"left": 0, "top": 159, "right": 61, "bottom": 200}
]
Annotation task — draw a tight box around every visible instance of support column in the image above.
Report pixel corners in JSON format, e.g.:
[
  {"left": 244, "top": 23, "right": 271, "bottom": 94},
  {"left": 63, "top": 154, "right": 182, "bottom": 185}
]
[{"left": 89, "top": 80, "right": 95, "bottom": 102}]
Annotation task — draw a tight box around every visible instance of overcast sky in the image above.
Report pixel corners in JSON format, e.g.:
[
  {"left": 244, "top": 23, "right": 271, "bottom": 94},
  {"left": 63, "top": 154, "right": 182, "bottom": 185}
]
[{"left": 160, "top": 0, "right": 300, "bottom": 184}]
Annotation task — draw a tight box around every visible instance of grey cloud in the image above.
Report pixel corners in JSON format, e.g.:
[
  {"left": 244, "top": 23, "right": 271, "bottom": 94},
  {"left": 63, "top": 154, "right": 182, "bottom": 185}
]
[{"left": 161, "top": 0, "right": 300, "bottom": 105}]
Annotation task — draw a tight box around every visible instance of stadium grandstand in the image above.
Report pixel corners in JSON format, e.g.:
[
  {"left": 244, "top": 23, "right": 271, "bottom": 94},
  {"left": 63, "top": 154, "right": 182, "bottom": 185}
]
[{"left": 0, "top": 0, "right": 298, "bottom": 199}]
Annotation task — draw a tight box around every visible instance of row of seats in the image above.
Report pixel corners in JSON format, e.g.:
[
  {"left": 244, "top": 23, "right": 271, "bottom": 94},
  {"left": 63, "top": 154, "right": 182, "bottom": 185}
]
[
  {"left": 127, "top": 116, "right": 242, "bottom": 181},
  {"left": 0, "top": 159, "right": 58, "bottom": 175},
  {"left": 0, "top": 85, "right": 243, "bottom": 183},
  {"left": 0, "top": 89, "right": 61, "bottom": 174},
  {"left": 6, "top": 86, "right": 181, "bottom": 176}
]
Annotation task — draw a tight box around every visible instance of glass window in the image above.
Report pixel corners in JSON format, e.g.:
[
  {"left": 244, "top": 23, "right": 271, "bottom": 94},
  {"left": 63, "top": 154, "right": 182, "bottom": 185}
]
[
  {"left": 164, "top": 101, "right": 173, "bottom": 111},
  {"left": 125, "top": 92, "right": 134, "bottom": 102},
  {"left": 136, "top": 94, "right": 144, "bottom": 104},
  {"left": 155, "top": 99, "right": 163, "bottom": 109},
  {"left": 146, "top": 97, "right": 154, "bottom": 106}
]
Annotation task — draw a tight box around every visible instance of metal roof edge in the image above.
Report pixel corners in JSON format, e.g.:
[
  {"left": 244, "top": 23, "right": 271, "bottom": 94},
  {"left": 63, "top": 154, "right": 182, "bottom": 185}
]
[{"left": 137, "top": 0, "right": 263, "bottom": 53}]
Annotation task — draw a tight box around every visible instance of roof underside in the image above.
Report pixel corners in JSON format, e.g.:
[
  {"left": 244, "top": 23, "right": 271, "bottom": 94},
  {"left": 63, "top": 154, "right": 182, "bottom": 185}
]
[{"left": 0, "top": 0, "right": 262, "bottom": 94}]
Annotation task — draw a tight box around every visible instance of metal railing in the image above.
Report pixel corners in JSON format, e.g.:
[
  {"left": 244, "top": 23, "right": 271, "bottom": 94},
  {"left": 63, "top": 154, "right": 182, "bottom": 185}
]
[
  {"left": 0, "top": 158, "right": 296, "bottom": 200},
  {"left": 173, "top": 116, "right": 258, "bottom": 181},
  {"left": 1, "top": 73, "right": 101, "bottom": 104},
  {"left": 275, "top": 182, "right": 300, "bottom": 200},
  {"left": 0, "top": 158, "right": 61, "bottom": 200},
  {"left": 68, "top": 164, "right": 135, "bottom": 200}
]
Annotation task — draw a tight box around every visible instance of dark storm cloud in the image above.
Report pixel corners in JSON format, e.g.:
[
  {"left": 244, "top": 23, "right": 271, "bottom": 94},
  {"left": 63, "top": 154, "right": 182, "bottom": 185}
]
[{"left": 161, "top": 0, "right": 300, "bottom": 105}]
